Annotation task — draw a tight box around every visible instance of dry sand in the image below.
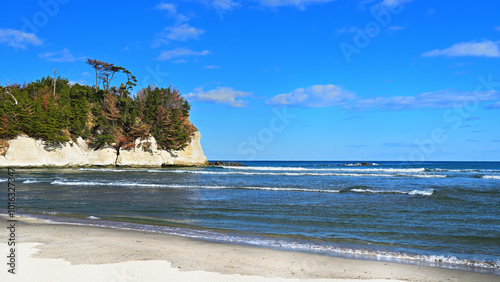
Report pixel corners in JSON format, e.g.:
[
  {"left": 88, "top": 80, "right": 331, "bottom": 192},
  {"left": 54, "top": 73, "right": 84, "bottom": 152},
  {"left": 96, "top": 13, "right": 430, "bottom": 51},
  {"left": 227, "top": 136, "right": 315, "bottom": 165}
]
[{"left": 1, "top": 215, "right": 498, "bottom": 281}]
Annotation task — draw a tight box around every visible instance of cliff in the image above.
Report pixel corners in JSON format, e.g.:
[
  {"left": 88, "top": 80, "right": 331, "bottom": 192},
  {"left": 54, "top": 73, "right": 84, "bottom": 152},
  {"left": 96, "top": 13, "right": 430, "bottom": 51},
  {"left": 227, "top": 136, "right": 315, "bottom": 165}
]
[{"left": 0, "top": 131, "right": 207, "bottom": 167}]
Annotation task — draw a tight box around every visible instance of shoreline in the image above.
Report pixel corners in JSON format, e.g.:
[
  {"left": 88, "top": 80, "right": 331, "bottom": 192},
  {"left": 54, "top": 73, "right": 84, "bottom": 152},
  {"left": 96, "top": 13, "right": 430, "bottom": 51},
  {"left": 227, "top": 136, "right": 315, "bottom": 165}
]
[
  {"left": 11, "top": 212, "right": 498, "bottom": 274},
  {"left": 1, "top": 215, "right": 498, "bottom": 281}
]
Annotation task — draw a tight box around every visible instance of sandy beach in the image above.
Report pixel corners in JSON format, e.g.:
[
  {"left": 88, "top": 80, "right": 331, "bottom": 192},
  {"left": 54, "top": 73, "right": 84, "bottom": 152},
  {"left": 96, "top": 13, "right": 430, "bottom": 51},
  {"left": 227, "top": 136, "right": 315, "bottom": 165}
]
[{"left": 0, "top": 215, "right": 497, "bottom": 282}]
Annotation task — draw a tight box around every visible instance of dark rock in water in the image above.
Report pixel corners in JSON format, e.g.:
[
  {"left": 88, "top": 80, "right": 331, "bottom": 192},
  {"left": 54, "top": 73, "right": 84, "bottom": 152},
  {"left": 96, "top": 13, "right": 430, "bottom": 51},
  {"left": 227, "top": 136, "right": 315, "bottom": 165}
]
[{"left": 209, "top": 161, "right": 244, "bottom": 166}]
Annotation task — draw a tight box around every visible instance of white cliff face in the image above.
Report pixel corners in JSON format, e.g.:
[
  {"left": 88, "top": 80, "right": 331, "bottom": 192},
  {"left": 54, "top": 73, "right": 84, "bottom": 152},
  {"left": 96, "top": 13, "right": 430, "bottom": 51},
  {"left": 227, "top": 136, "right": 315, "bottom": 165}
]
[
  {"left": 0, "top": 135, "right": 89, "bottom": 167},
  {"left": 115, "top": 136, "right": 164, "bottom": 167},
  {"left": 116, "top": 131, "right": 207, "bottom": 166},
  {"left": 0, "top": 132, "right": 207, "bottom": 167},
  {"left": 170, "top": 131, "right": 207, "bottom": 166}
]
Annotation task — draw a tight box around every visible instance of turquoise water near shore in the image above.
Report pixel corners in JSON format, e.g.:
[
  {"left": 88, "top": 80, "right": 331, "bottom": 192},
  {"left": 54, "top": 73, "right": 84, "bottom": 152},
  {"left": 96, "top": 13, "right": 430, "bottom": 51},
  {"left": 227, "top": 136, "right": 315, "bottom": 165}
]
[{"left": 3, "top": 161, "right": 499, "bottom": 274}]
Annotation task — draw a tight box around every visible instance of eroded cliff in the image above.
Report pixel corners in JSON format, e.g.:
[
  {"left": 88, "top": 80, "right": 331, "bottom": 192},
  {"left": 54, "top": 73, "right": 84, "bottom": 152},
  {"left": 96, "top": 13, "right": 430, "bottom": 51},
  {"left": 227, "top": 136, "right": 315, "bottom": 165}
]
[{"left": 0, "top": 131, "right": 207, "bottom": 167}]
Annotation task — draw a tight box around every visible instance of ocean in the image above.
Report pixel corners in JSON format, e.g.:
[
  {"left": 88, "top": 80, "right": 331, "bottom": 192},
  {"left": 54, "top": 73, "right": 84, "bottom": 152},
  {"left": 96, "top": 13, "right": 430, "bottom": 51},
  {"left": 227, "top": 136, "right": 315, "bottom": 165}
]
[{"left": 3, "top": 161, "right": 500, "bottom": 274}]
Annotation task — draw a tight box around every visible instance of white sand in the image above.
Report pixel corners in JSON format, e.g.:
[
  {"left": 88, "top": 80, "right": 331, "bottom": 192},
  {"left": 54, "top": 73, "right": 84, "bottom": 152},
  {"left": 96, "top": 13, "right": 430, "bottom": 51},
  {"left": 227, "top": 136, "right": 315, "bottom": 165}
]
[
  {"left": 1, "top": 242, "right": 396, "bottom": 282},
  {"left": 1, "top": 216, "right": 498, "bottom": 282}
]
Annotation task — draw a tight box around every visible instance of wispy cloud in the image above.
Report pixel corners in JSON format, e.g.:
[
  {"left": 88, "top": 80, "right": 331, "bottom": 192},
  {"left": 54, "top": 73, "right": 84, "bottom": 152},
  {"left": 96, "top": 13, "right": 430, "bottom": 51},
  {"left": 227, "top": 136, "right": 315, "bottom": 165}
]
[
  {"left": 204, "top": 65, "right": 221, "bottom": 69},
  {"left": 153, "top": 4, "right": 204, "bottom": 48},
  {"left": 156, "top": 3, "right": 188, "bottom": 23},
  {"left": 258, "top": 0, "right": 336, "bottom": 9},
  {"left": 422, "top": 40, "right": 500, "bottom": 58},
  {"left": 266, "top": 84, "right": 356, "bottom": 107},
  {"left": 38, "top": 48, "right": 85, "bottom": 62},
  {"left": 163, "top": 24, "right": 204, "bottom": 41},
  {"left": 69, "top": 79, "right": 87, "bottom": 85},
  {"left": 212, "top": 0, "right": 240, "bottom": 12},
  {"left": 0, "top": 28, "right": 42, "bottom": 49},
  {"left": 268, "top": 85, "right": 500, "bottom": 111},
  {"left": 156, "top": 48, "right": 209, "bottom": 60},
  {"left": 186, "top": 87, "right": 251, "bottom": 107},
  {"left": 352, "top": 89, "right": 500, "bottom": 111},
  {"left": 495, "top": 26, "right": 500, "bottom": 31},
  {"left": 487, "top": 101, "right": 500, "bottom": 109},
  {"left": 379, "top": 0, "right": 412, "bottom": 8}
]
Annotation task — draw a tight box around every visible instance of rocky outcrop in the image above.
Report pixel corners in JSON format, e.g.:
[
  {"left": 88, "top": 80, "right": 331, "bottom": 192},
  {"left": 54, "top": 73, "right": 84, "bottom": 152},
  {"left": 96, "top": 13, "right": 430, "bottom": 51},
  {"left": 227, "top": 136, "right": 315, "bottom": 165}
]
[
  {"left": 169, "top": 131, "right": 208, "bottom": 166},
  {"left": 115, "top": 131, "right": 207, "bottom": 167},
  {"left": 0, "top": 132, "right": 207, "bottom": 167}
]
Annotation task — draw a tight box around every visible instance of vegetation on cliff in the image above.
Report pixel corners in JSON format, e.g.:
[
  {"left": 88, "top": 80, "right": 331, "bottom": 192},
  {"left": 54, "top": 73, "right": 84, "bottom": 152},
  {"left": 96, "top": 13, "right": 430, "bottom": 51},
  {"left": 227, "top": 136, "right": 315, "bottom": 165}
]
[{"left": 0, "top": 61, "right": 196, "bottom": 151}]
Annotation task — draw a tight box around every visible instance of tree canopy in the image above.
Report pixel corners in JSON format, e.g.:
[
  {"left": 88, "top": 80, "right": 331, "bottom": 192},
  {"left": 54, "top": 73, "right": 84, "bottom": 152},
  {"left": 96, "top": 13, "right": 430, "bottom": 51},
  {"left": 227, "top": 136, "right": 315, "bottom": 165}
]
[{"left": 0, "top": 62, "right": 196, "bottom": 151}]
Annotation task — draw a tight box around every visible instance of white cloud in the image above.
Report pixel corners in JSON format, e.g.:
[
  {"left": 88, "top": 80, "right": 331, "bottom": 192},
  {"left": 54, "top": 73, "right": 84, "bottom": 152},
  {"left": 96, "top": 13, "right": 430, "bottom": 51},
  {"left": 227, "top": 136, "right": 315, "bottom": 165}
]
[
  {"left": 380, "top": 0, "right": 412, "bottom": 8},
  {"left": 212, "top": 0, "right": 239, "bottom": 12},
  {"left": 204, "top": 65, "right": 221, "bottom": 69},
  {"left": 156, "top": 48, "right": 210, "bottom": 60},
  {"left": 156, "top": 3, "right": 189, "bottom": 23},
  {"left": 266, "top": 84, "right": 356, "bottom": 107},
  {"left": 258, "top": 0, "right": 335, "bottom": 9},
  {"left": 156, "top": 3, "right": 176, "bottom": 13},
  {"left": 267, "top": 85, "right": 500, "bottom": 110},
  {"left": 38, "top": 48, "right": 85, "bottom": 62},
  {"left": 0, "top": 28, "right": 42, "bottom": 49},
  {"left": 353, "top": 89, "right": 500, "bottom": 110},
  {"left": 186, "top": 87, "right": 251, "bottom": 107},
  {"left": 163, "top": 24, "right": 205, "bottom": 41},
  {"left": 422, "top": 40, "right": 500, "bottom": 58},
  {"left": 69, "top": 80, "right": 87, "bottom": 85}
]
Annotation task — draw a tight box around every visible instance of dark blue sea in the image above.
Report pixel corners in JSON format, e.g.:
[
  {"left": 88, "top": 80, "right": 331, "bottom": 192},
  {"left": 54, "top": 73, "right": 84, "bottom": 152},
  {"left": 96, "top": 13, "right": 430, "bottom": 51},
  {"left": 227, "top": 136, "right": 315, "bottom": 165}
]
[{"left": 3, "top": 161, "right": 500, "bottom": 274}]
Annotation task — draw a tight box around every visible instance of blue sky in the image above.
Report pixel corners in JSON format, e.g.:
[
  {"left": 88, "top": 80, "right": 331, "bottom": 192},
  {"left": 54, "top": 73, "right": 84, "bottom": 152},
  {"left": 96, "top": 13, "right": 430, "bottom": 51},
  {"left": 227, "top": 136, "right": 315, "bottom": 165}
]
[{"left": 1, "top": 0, "right": 499, "bottom": 161}]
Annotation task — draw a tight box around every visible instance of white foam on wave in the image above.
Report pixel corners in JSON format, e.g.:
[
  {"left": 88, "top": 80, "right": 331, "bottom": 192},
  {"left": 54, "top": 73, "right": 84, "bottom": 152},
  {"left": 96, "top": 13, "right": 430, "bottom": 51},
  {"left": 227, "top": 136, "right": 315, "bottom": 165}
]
[
  {"left": 50, "top": 180, "right": 340, "bottom": 193},
  {"left": 410, "top": 174, "right": 447, "bottom": 178},
  {"left": 275, "top": 242, "right": 499, "bottom": 269},
  {"left": 79, "top": 168, "right": 147, "bottom": 172},
  {"left": 39, "top": 216, "right": 499, "bottom": 270},
  {"left": 162, "top": 169, "right": 447, "bottom": 179},
  {"left": 251, "top": 187, "right": 340, "bottom": 193},
  {"left": 225, "top": 166, "right": 426, "bottom": 173},
  {"left": 51, "top": 180, "right": 434, "bottom": 195},
  {"left": 482, "top": 175, "right": 500, "bottom": 179},
  {"left": 351, "top": 188, "right": 434, "bottom": 196},
  {"left": 23, "top": 179, "right": 41, "bottom": 183},
  {"left": 86, "top": 216, "right": 100, "bottom": 219},
  {"left": 52, "top": 180, "right": 215, "bottom": 188},
  {"left": 168, "top": 170, "right": 387, "bottom": 177}
]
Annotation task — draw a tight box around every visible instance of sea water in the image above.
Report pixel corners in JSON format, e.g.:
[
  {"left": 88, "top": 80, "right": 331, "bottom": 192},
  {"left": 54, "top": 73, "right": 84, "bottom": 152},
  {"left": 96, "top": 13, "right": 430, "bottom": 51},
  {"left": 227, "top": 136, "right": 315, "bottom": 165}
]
[{"left": 2, "top": 161, "right": 499, "bottom": 274}]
